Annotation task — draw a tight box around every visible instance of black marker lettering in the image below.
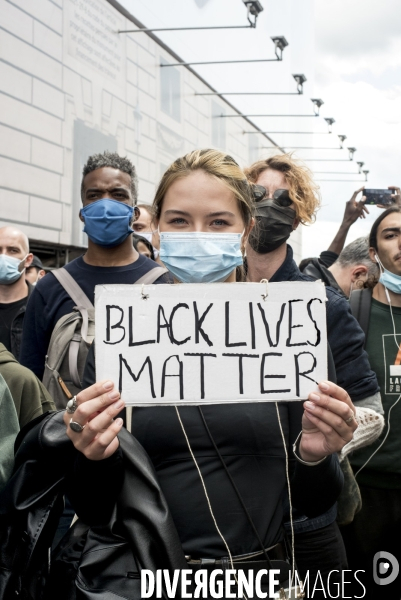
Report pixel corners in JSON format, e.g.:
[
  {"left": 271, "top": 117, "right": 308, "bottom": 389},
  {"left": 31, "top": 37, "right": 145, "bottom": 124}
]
[
  {"left": 249, "top": 303, "right": 256, "bottom": 350},
  {"left": 157, "top": 305, "right": 171, "bottom": 343},
  {"left": 169, "top": 303, "right": 191, "bottom": 345},
  {"left": 260, "top": 352, "right": 290, "bottom": 394},
  {"left": 286, "top": 299, "right": 308, "bottom": 347},
  {"left": 161, "top": 355, "right": 184, "bottom": 400},
  {"left": 225, "top": 301, "right": 247, "bottom": 347},
  {"left": 223, "top": 353, "right": 259, "bottom": 395},
  {"left": 128, "top": 306, "right": 155, "bottom": 346},
  {"left": 193, "top": 302, "right": 213, "bottom": 346},
  {"left": 104, "top": 305, "right": 125, "bottom": 345},
  {"left": 257, "top": 302, "right": 286, "bottom": 347},
  {"left": 294, "top": 352, "right": 318, "bottom": 397},
  {"left": 119, "top": 353, "right": 156, "bottom": 398},
  {"left": 184, "top": 353, "right": 217, "bottom": 399},
  {"left": 307, "top": 298, "right": 322, "bottom": 347}
]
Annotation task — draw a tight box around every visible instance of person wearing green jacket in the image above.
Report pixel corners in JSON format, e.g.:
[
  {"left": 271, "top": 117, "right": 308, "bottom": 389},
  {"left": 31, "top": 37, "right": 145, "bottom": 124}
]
[
  {"left": 0, "top": 374, "right": 19, "bottom": 493},
  {"left": 0, "top": 343, "right": 55, "bottom": 429}
]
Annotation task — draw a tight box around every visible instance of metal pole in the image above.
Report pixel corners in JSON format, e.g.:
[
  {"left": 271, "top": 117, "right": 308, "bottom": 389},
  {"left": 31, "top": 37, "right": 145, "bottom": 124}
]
[
  {"left": 315, "top": 179, "right": 366, "bottom": 182},
  {"left": 118, "top": 25, "right": 253, "bottom": 33},
  {"left": 195, "top": 91, "right": 300, "bottom": 96},
  {"left": 302, "top": 159, "right": 353, "bottom": 162},
  {"left": 281, "top": 147, "right": 342, "bottom": 150},
  {"left": 219, "top": 114, "right": 318, "bottom": 118},
  {"left": 161, "top": 57, "right": 281, "bottom": 67},
  {"left": 245, "top": 131, "right": 331, "bottom": 134}
]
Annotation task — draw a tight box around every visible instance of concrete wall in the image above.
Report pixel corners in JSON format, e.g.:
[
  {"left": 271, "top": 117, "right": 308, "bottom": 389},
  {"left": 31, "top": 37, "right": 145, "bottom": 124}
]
[{"left": 0, "top": 0, "right": 302, "bottom": 261}]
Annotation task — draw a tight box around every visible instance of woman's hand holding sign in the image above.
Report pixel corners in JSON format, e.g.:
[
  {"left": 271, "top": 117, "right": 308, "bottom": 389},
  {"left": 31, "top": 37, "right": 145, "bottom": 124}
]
[
  {"left": 63, "top": 380, "right": 125, "bottom": 460},
  {"left": 299, "top": 380, "right": 358, "bottom": 463}
]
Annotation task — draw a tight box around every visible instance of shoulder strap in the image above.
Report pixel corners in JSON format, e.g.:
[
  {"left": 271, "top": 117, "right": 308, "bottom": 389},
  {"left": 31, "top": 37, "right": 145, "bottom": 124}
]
[
  {"left": 52, "top": 268, "right": 94, "bottom": 310},
  {"left": 135, "top": 266, "right": 168, "bottom": 285},
  {"left": 349, "top": 288, "right": 372, "bottom": 347}
]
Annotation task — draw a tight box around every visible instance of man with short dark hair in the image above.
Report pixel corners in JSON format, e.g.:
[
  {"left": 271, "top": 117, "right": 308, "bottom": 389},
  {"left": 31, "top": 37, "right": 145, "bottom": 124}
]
[
  {"left": 20, "top": 151, "right": 169, "bottom": 379},
  {"left": 0, "top": 226, "right": 33, "bottom": 359},
  {"left": 25, "top": 255, "right": 46, "bottom": 286},
  {"left": 342, "top": 205, "right": 401, "bottom": 598}
]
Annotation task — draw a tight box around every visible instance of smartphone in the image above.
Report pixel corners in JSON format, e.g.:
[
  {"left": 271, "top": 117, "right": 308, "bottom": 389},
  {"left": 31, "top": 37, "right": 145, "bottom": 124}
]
[{"left": 364, "top": 189, "right": 393, "bottom": 206}]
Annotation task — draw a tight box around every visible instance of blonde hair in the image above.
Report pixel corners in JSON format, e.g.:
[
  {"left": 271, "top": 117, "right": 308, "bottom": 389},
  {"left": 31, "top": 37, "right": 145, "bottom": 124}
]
[
  {"left": 244, "top": 153, "right": 320, "bottom": 224},
  {"left": 152, "top": 149, "right": 254, "bottom": 228}
]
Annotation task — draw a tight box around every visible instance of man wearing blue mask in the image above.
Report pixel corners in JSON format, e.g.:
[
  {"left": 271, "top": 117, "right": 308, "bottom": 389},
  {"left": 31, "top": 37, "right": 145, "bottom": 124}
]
[
  {"left": 20, "top": 151, "right": 170, "bottom": 380},
  {"left": 342, "top": 205, "right": 401, "bottom": 598},
  {"left": 0, "top": 226, "right": 33, "bottom": 360}
]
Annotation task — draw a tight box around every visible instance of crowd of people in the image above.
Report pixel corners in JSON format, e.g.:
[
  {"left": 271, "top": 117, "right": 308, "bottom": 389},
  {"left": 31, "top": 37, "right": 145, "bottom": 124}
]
[{"left": 0, "top": 148, "right": 400, "bottom": 599}]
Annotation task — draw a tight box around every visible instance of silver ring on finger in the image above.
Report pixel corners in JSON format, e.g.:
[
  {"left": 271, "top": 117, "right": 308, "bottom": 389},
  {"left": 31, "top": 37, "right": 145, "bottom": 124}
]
[
  {"left": 345, "top": 414, "right": 355, "bottom": 426},
  {"left": 66, "top": 396, "right": 78, "bottom": 414},
  {"left": 69, "top": 418, "right": 86, "bottom": 433}
]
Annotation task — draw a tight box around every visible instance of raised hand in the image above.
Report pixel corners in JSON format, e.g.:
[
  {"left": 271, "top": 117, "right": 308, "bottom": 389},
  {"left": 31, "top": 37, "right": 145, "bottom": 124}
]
[
  {"left": 63, "top": 380, "right": 125, "bottom": 460},
  {"left": 342, "top": 187, "right": 369, "bottom": 225},
  {"left": 299, "top": 381, "right": 357, "bottom": 462}
]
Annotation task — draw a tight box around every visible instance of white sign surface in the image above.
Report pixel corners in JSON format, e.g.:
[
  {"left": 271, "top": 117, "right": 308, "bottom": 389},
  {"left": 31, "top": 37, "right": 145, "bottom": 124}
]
[{"left": 95, "top": 281, "right": 327, "bottom": 406}]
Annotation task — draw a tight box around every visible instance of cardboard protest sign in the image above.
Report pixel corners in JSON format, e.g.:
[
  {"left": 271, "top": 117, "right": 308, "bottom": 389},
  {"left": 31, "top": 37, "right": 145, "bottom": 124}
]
[{"left": 95, "top": 281, "right": 327, "bottom": 406}]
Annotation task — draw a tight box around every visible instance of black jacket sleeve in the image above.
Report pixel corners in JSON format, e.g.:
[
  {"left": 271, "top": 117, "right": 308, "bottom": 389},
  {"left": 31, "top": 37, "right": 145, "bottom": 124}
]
[
  {"left": 287, "top": 401, "right": 344, "bottom": 518},
  {"left": 68, "top": 342, "right": 124, "bottom": 525},
  {"left": 66, "top": 449, "right": 124, "bottom": 526},
  {"left": 319, "top": 250, "right": 339, "bottom": 268}
]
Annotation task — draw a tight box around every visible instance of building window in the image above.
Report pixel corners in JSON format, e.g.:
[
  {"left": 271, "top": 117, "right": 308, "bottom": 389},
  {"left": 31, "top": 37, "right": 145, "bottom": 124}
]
[
  {"left": 211, "top": 101, "right": 226, "bottom": 149},
  {"left": 160, "top": 57, "right": 181, "bottom": 122}
]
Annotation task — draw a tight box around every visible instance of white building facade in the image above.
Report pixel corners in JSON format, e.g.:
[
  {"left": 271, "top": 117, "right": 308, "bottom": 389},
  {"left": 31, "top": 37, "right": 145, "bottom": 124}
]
[{"left": 0, "top": 0, "right": 311, "bottom": 265}]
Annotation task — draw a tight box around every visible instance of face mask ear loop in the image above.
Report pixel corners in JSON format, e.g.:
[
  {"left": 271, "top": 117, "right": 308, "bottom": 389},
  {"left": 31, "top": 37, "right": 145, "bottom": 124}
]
[
  {"left": 19, "top": 254, "right": 29, "bottom": 275},
  {"left": 375, "top": 253, "right": 392, "bottom": 305}
]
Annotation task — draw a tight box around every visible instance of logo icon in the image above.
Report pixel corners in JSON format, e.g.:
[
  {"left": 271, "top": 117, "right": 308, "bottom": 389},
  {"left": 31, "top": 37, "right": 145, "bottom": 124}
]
[{"left": 373, "top": 551, "right": 399, "bottom": 585}]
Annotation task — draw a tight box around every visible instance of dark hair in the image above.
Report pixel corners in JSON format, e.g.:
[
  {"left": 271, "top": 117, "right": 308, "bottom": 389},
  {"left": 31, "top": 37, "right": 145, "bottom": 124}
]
[
  {"left": 132, "top": 233, "right": 155, "bottom": 261},
  {"left": 369, "top": 206, "right": 401, "bottom": 250},
  {"left": 81, "top": 151, "right": 138, "bottom": 203}
]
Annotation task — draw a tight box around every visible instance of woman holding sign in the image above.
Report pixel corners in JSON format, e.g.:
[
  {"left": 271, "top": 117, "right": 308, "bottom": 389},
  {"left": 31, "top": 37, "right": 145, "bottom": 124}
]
[{"left": 60, "top": 150, "right": 358, "bottom": 598}]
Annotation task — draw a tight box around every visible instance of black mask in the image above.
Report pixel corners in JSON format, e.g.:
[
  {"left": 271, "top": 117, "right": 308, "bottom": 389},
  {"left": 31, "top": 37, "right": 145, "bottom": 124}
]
[{"left": 248, "top": 198, "right": 296, "bottom": 254}]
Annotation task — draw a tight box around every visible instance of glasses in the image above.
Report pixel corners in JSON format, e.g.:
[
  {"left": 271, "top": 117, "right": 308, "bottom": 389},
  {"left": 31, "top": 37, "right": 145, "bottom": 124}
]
[{"left": 252, "top": 185, "right": 292, "bottom": 207}]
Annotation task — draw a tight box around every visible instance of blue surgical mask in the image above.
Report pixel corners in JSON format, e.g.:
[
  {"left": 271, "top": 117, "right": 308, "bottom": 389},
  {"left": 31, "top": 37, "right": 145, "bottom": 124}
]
[
  {"left": 0, "top": 254, "right": 28, "bottom": 285},
  {"left": 159, "top": 231, "right": 243, "bottom": 283},
  {"left": 80, "top": 199, "right": 135, "bottom": 247},
  {"left": 376, "top": 253, "right": 401, "bottom": 295}
]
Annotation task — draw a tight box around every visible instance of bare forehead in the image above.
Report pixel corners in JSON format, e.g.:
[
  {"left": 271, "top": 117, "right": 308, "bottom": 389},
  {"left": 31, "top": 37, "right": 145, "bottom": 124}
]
[
  {"left": 166, "top": 170, "right": 235, "bottom": 198},
  {"left": 378, "top": 213, "right": 401, "bottom": 233},
  {"left": 83, "top": 167, "right": 131, "bottom": 189},
  {"left": 256, "top": 168, "right": 288, "bottom": 189},
  {"left": 0, "top": 228, "right": 28, "bottom": 250}
]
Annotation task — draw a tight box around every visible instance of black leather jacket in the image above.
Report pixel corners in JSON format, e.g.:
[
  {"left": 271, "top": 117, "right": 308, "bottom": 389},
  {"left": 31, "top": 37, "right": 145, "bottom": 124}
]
[{"left": 0, "top": 411, "right": 187, "bottom": 600}]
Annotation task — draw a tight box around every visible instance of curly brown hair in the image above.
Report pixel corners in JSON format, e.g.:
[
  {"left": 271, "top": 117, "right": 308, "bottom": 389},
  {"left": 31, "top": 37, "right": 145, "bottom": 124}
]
[{"left": 244, "top": 153, "right": 320, "bottom": 224}]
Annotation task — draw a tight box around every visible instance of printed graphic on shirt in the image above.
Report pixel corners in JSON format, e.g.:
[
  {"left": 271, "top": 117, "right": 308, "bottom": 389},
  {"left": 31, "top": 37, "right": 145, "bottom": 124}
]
[{"left": 383, "top": 334, "right": 401, "bottom": 395}]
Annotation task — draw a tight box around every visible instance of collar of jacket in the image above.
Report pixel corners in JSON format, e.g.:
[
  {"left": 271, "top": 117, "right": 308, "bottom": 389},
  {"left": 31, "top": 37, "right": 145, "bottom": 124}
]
[
  {"left": 303, "top": 258, "right": 344, "bottom": 295},
  {"left": 269, "top": 245, "right": 305, "bottom": 283}
]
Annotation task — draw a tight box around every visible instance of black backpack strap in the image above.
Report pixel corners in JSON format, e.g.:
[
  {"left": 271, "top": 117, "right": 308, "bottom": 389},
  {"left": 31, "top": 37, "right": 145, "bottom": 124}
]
[{"left": 349, "top": 288, "right": 372, "bottom": 348}]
